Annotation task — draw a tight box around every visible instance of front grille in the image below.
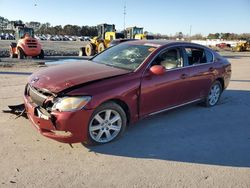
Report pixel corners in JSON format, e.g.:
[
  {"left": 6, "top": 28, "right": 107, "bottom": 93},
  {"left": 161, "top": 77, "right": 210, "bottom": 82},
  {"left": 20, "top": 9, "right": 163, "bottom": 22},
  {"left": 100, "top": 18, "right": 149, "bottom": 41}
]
[{"left": 27, "top": 85, "right": 47, "bottom": 106}]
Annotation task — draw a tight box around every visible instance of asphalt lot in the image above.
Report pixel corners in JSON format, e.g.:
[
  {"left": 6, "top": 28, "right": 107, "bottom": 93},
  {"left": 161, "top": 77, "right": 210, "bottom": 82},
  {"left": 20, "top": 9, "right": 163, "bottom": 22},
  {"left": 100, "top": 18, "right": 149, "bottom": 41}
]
[{"left": 0, "top": 52, "right": 250, "bottom": 187}]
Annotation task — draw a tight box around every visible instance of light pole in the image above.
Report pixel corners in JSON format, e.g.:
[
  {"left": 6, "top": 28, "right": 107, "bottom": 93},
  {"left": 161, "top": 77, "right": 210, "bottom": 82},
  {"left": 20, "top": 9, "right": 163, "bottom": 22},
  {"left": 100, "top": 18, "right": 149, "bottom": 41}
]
[
  {"left": 189, "top": 25, "right": 192, "bottom": 41},
  {"left": 123, "top": 2, "right": 126, "bottom": 32}
]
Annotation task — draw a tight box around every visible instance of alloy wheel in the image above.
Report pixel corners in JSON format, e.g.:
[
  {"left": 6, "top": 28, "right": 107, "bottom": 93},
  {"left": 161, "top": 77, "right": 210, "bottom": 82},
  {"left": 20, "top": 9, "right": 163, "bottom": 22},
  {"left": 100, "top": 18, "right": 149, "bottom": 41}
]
[
  {"left": 89, "top": 109, "right": 122, "bottom": 143},
  {"left": 208, "top": 83, "right": 221, "bottom": 106}
]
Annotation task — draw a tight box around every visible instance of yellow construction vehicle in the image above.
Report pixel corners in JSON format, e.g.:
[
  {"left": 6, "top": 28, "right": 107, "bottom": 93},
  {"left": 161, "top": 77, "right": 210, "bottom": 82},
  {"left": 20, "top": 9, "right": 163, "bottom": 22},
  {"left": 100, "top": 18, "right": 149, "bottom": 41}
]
[
  {"left": 80, "top": 23, "right": 124, "bottom": 56},
  {"left": 125, "top": 26, "right": 145, "bottom": 40},
  {"left": 232, "top": 40, "right": 250, "bottom": 52}
]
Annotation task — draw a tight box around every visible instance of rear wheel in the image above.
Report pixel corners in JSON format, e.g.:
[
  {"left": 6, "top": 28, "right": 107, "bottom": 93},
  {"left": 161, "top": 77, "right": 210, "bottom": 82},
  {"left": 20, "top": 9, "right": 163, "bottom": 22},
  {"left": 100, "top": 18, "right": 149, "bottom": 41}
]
[
  {"left": 79, "top": 47, "right": 86, "bottom": 56},
  {"left": 88, "top": 102, "right": 127, "bottom": 144},
  {"left": 39, "top": 49, "right": 44, "bottom": 59},
  {"left": 97, "top": 42, "right": 105, "bottom": 53},
  {"left": 17, "top": 48, "right": 24, "bottom": 59},
  {"left": 85, "top": 43, "right": 95, "bottom": 56},
  {"left": 204, "top": 81, "right": 222, "bottom": 107}
]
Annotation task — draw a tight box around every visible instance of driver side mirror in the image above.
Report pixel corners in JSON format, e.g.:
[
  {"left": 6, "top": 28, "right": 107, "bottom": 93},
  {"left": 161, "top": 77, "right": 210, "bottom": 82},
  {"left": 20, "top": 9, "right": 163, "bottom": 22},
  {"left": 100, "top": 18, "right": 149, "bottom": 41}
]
[{"left": 150, "top": 65, "right": 165, "bottom": 75}]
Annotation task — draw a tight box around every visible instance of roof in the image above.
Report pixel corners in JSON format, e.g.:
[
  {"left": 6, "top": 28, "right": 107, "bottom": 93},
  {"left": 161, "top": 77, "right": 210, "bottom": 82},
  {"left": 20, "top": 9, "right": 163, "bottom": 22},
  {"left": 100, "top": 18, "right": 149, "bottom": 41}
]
[{"left": 126, "top": 40, "right": 210, "bottom": 49}]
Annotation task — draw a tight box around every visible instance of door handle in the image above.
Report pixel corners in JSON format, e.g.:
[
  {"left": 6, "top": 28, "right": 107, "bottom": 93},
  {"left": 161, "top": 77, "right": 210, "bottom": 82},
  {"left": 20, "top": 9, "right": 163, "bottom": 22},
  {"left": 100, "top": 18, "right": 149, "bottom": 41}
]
[{"left": 180, "top": 74, "right": 188, "bottom": 79}]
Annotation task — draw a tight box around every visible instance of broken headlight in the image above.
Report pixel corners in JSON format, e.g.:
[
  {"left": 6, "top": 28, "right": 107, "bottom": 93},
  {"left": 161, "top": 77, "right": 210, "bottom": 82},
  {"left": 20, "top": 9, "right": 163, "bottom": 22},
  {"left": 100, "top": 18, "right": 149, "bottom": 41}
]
[{"left": 52, "top": 96, "right": 91, "bottom": 112}]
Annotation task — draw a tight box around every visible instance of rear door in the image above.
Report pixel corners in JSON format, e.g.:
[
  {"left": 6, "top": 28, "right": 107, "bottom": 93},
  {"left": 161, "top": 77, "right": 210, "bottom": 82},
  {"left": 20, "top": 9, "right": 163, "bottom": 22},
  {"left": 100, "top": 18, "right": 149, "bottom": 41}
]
[{"left": 181, "top": 46, "right": 216, "bottom": 102}]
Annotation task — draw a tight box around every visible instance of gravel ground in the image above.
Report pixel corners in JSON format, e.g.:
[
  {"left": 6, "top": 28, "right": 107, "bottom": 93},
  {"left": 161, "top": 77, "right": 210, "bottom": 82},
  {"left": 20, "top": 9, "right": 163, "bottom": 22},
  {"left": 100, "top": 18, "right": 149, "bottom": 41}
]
[{"left": 0, "top": 52, "right": 250, "bottom": 187}]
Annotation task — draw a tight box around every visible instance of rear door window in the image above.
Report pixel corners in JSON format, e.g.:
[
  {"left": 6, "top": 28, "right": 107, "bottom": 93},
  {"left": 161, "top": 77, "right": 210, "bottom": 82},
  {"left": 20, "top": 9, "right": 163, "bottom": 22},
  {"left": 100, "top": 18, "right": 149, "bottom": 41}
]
[
  {"left": 205, "top": 50, "right": 214, "bottom": 63},
  {"left": 184, "top": 47, "right": 212, "bottom": 66}
]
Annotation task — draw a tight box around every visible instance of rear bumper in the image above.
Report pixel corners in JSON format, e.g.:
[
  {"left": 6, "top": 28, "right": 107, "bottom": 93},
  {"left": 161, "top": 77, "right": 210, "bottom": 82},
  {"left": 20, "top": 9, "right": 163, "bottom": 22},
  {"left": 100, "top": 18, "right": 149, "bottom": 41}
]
[
  {"left": 24, "top": 95, "right": 94, "bottom": 143},
  {"left": 224, "top": 67, "right": 232, "bottom": 89}
]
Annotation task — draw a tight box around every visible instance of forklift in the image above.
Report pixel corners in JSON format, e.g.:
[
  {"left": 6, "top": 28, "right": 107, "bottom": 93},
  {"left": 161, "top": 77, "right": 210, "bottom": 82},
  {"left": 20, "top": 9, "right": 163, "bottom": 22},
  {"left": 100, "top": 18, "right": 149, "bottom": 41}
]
[{"left": 9, "top": 22, "right": 44, "bottom": 59}]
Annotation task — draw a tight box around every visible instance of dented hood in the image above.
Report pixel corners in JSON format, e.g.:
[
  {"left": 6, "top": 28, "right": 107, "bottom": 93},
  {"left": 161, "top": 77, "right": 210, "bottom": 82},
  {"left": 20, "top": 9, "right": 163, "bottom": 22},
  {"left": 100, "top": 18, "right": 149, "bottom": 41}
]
[{"left": 29, "top": 60, "right": 130, "bottom": 93}]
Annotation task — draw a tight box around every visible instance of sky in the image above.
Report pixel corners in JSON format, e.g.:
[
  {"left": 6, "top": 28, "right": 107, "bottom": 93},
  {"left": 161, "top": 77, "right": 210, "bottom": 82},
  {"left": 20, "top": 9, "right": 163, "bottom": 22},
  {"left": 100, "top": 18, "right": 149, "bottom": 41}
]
[{"left": 0, "top": 0, "right": 249, "bottom": 36}]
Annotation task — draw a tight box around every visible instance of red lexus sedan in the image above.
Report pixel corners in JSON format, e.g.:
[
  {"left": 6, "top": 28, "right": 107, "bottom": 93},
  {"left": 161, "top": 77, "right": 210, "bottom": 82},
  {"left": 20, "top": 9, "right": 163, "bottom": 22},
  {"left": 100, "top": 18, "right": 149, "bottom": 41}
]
[{"left": 24, "top": 40, "right": 231, "bottom": 144}]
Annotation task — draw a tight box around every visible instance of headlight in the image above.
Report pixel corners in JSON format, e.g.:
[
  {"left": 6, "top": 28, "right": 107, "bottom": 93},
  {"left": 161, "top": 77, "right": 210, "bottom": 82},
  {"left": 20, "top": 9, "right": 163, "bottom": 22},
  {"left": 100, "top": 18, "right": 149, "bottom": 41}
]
[{"left": 52, "top": 96, "right": 91, "bottom": 112}]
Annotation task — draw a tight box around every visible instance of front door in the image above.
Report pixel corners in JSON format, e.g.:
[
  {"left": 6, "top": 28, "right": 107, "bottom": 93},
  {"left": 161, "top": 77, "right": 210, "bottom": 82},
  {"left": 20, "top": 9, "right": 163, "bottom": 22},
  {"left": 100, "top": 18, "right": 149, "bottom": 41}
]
[{"left": 140, "top": 47, "right": 190, "bottom": 117}]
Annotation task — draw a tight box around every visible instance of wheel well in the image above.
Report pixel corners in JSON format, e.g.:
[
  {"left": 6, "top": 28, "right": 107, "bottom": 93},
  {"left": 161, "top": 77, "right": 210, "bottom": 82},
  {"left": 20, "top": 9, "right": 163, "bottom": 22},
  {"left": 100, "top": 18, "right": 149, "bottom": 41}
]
[
  {"left": 17, "top": 46, "right": 23, "bottom": 52},
  {"left": 216, "top": 78, "right": 224, "bottom": 90},
  {"left": 17, "top": 46, "right": 26, "bottom": 56},
  {"left": 103, "top": 99, "right": 131, "bottom": 125}
]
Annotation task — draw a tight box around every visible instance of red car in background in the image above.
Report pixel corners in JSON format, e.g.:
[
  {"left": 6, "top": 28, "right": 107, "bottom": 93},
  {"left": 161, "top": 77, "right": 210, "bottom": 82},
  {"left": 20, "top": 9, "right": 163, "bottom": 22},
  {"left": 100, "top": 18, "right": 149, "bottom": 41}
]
[
  {"left": 216, "top": 43, "right": 231, "bottom": 48},
  {"left": 24, "top": 40, "right": 231, "bottom": 144}
]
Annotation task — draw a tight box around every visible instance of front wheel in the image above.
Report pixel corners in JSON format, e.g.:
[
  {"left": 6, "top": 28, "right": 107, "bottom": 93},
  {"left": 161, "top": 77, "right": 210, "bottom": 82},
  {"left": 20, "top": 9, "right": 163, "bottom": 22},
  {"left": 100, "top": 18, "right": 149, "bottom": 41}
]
[
  {"left": 85, "top": 43, "right": 95, "bottom": 56},
  {"left": 39, "top": 49, "right": 44, "bottom": 59},
  {"left": 204, "top": 81, "right": 222, "bottom": 107},
  {"left": 88, "top": 102, "right": 127, "bottom": 144},
  {"left": 97, "top": 42, "right": 105, "bottom": 53}
]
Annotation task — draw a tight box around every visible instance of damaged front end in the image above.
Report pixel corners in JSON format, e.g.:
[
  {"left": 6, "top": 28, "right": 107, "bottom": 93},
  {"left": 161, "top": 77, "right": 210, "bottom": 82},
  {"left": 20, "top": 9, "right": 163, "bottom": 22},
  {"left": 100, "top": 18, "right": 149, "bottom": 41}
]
[
  {"left": 21, "top": 84, "right": 93, "bottom": 143},
  {"left": 24, "top": 84, "right": 57, "bottom": 126}
]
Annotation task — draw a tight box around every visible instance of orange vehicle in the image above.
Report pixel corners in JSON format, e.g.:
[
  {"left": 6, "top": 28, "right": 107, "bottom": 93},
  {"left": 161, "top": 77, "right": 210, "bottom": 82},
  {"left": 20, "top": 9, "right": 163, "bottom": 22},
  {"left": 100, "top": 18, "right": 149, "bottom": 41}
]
[{"left": 10, "top": 23, "right": 44, "bottom": 59}]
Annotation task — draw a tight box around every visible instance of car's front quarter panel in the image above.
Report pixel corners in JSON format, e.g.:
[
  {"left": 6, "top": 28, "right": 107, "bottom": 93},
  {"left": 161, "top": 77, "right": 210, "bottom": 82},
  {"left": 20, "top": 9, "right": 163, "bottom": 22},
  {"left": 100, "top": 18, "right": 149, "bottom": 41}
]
[{"left": 66, "top": 73, "right": 141, "bottom": 123}]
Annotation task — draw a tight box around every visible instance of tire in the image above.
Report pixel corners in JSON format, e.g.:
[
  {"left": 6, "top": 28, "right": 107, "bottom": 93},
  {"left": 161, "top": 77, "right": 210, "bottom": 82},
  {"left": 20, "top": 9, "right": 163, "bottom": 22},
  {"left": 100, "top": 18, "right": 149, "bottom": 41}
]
[
  {"left": 85, "top": 43, "right": 95, "bottom": 56},
  {"left": 17, "top": 48, "right": 24, "bottom": 59},
  {"left": 87, "top": 102, "right": 127, "bottom": 145},
  {"left": 9, "top": 47, "right": 17, "bottom": 58},
  {"left": 39, "top": 49, "right": 44, "bottom": 59},
  {"left": 79, "top": 47, "right": 86, "bottom": 56},
  {"left": 97, "top": 42, "right": 105, "bottom": 53},
  {"left": 204, "top": 81, "right": 222, "bottom": 107}
]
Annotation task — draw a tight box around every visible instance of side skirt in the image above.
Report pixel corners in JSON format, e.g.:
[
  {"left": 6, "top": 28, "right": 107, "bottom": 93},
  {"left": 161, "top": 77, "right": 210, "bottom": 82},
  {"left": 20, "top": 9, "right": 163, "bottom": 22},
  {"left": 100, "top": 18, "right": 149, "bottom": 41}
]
[{"left": 148, "top": 98, "right": 203, "bottom": 116}]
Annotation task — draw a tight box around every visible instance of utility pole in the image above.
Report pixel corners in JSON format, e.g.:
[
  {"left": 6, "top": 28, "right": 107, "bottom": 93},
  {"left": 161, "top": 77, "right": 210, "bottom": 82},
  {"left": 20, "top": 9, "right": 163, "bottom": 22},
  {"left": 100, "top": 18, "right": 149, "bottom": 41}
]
[
  {"left": 123, "top": 2, "right": 126, "bottom": 32},
  {"left": 189, "top": 25, "right": 192, "bottom": 41}
]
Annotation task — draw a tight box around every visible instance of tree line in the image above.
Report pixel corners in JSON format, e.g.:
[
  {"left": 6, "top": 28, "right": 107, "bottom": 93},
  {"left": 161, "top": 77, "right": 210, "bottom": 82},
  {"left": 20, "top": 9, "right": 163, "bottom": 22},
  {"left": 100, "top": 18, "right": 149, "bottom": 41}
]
[
  {"left": 36, "top": 23, "right": 98, "bottom": 37},
  {"left": 206, "top": 33, "right": 250, "bottom": 40}
]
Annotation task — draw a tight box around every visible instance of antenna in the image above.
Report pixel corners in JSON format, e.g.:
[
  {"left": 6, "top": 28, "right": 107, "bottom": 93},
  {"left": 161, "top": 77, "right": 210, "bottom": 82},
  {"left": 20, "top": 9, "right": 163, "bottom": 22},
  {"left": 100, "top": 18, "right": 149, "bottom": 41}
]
[{"left": 123, "top": 2, "right": 126, "bottom": 31}]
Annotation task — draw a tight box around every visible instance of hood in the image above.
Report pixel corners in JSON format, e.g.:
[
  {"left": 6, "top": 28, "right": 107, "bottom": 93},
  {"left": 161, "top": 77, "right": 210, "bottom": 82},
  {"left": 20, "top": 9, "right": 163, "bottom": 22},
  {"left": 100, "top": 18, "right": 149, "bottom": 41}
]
[{"left": 29, "top": 60, "right": 130, "bottom": 94}]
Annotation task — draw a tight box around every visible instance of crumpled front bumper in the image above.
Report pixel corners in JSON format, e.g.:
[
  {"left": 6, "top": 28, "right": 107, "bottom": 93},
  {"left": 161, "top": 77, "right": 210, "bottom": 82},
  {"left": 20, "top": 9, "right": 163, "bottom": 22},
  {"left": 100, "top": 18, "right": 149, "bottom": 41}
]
[{"left": 23, "top": 95, "right": 94, "bottom": 143}]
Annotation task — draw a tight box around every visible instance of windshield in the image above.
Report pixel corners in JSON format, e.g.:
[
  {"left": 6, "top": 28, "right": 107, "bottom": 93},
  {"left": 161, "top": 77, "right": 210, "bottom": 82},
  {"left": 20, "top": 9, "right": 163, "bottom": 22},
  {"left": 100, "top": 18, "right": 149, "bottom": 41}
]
[
  {"left": 18, "top": 28, "right": 34, "bottom": 38},
  {"left": 134, "top": 28, "right": 143, "bottom": 35},
  {"left": 105, "top": 25, "right": 114, "bottom": 32},
  {"left": 92, "top": 43, "right": 156, "bottom": 71}
]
